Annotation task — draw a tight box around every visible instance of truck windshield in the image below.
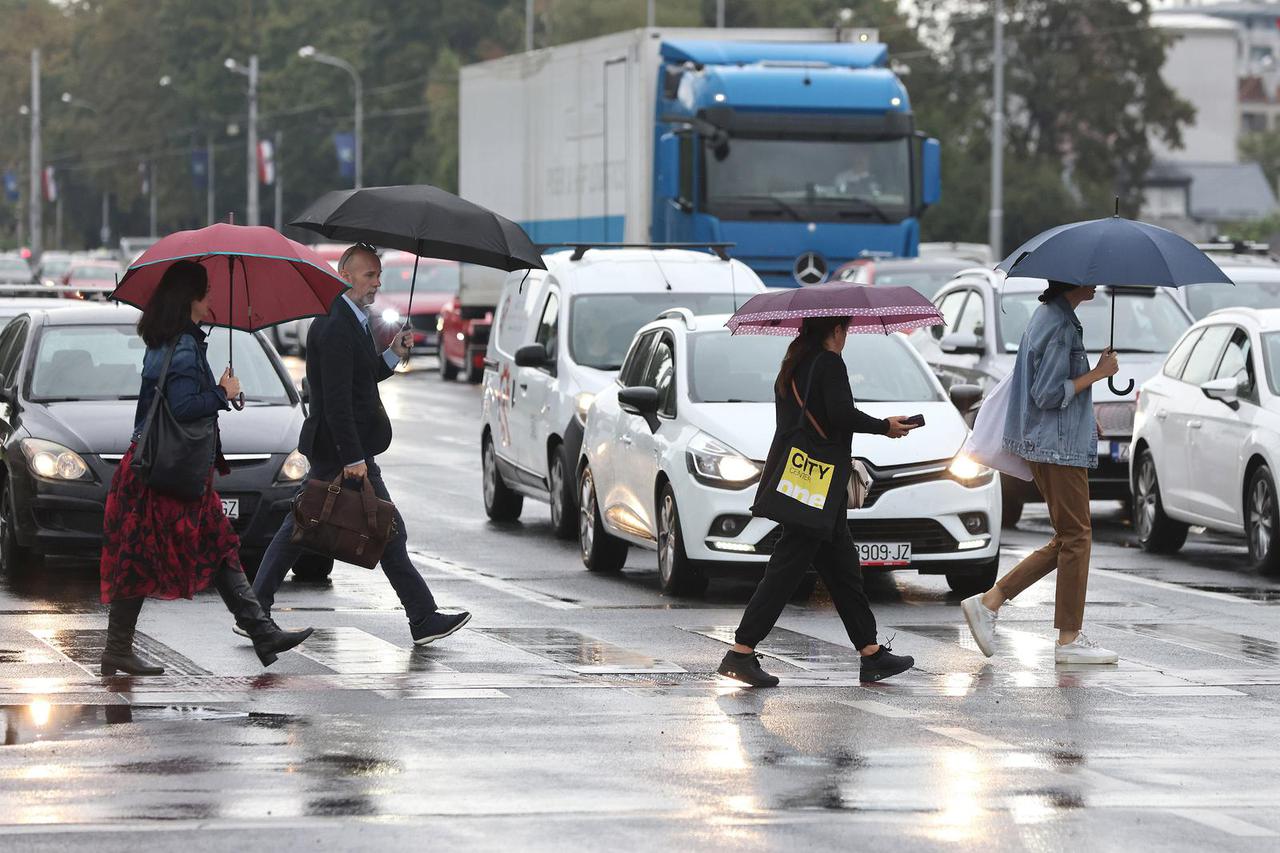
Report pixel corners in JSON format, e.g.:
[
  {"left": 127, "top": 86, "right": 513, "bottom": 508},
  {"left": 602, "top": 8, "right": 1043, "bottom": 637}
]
[
  {"left": 569, "top": 293, "right": 739, "bottom": 370},
  {"left": 998, "top": 290, "right": 1190, "bottom": 354},
  {"left": 704, "top": 137, "right": 911, "bottom": 222}
]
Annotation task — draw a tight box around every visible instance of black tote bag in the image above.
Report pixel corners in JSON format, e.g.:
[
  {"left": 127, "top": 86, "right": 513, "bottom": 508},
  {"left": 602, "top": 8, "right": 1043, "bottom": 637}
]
[
  {"left": 751, "top": 364, "right": 851, "bottom": 535},
  {"left": 130, "top": 341, "right": 218, "bottom": 501}
]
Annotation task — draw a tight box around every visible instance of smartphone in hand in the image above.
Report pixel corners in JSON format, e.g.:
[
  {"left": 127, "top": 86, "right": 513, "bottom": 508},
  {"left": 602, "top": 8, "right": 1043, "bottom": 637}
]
[{"left": 905, "top": 414, "right": 926, "bottom": 428}]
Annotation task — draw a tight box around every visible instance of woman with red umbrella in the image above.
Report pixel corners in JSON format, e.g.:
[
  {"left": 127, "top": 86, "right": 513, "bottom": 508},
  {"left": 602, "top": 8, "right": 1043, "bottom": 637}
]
[{"left": 99, "top": 261, "right": 314, "bottom": 675}]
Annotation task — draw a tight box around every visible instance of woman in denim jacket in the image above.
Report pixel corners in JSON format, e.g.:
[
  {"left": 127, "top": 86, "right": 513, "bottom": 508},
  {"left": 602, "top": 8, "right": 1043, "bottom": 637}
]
[
  {"left": 99, "top": 260, "right": 312, "bottom": 676},
  {"left": 961, "top": 281, "right": 1121, "bottom": 664}
]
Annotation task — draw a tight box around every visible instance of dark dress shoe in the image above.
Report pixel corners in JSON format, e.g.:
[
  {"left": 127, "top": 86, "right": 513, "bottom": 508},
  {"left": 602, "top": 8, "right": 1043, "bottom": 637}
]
[
  {"left": 717, "top": 650, "right": 780, "bottom": 687},
  {"left": 412, "top": 611, "right": 472, "bottom": 646},
  {"left": 860, "top": 644, "right": 915, "bottom": 682}
]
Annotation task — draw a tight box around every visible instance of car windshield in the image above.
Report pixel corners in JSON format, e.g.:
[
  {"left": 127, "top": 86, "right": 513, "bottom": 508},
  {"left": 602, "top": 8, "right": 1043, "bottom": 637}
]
[
  {"left": 40, "top": 258, "right": 73, "bottom": 278},
  {"left": 998, "top": 289, "right": 1190, "bottom": 353},
  {"left": 688, "top": 331, "right": 942, "bottom": 403},
  {"left": 873, "top": 268, "right": 965, "bottom": 300},
  {"left": 0, "top": 258, "right": 31, "bottom": 279},
  {"left": 704, "top": 137, "right": 911, "bottom": 223},
  {"left": 68, "top": 265, "right": 116, "bottom": 280},
  {"left": 29, "top": 325, "right": 291, "bottom": 403},
  {"left": 569, "top": 293, "right": 740, "bottom": 370},
  {"left": 380, "top": 261, "right": 459, "bottom": 294},
  {"left": 1184, "top": 277, "right": 1280, "bottom": 319}
]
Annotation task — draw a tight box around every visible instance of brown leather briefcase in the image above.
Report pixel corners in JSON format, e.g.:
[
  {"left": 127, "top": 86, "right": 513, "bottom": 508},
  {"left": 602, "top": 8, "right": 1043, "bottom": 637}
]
[{"left": 289, "top": 473, "right": 396, "bottom": 569}]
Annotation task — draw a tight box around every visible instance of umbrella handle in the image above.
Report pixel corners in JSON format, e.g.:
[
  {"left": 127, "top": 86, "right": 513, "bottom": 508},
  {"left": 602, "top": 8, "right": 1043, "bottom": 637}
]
[
  {"left": 230, "top": 392, "right": 246, "bottom": 411},
  {"left": 1108, "top": 376, "right": 1134, "bottom": 396}
]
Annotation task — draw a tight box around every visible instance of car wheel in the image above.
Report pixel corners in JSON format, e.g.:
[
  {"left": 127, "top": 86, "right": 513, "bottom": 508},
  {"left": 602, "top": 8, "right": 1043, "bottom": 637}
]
[
  {"left": 548, "top": 445, "right": 577, "bottom": 540},
  {"left": 657, "top": 483, "right": 707, "bottom": 595},
  {"left": 439, "top": 352, "right": 459, "bottom": 381},
  {"left": 1001, "top": 493, "right": 1024, "bottom": 527},
  {"left": 1134, "top": 450, "right": 1188, "bottom": 554},
  {"left": 482, "top": 436, "right": 523, "bottom": 521},
  {"left": 946, "top": 557, "right": 998, "bottom": 596},
  {"left": 292, "top": 554, "right": 334, "bottom": 583},
  {"left": 578, "top": 466, "right": 627, "bottom": 572},
  {"left": 0, "top": 481, "right": 34, "bottom": 574},
  {"left": 1246, "top": 465, "right": 1280, "bottom": 574}
]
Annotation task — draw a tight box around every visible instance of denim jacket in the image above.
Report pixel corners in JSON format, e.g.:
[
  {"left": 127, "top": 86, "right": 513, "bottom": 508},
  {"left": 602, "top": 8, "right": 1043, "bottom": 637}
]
[
  {"left": 132, "top": 324, "right": 230, "bottom": 443},
  {"left": 1001, "top": 295, "right": 1098, "bottom": 469}
]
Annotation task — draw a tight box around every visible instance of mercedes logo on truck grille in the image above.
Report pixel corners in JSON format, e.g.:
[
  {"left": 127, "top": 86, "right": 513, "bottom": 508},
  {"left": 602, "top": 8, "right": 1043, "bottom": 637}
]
[{"left": 793, "top": 252, "right": 828, "bottom": 286}]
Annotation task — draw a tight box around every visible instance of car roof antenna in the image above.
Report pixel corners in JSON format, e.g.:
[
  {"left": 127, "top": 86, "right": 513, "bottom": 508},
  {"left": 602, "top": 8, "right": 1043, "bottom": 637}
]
[
  {"left": 729, "top": 256, "right": 738, "bottom": 312},
  {"left": 649, "top": 250, "right": 673, "bottom": 291}
]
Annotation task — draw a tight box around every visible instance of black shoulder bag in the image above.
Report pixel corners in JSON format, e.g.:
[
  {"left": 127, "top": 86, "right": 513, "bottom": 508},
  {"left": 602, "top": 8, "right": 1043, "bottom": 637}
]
[
  {"left": 130, "top": 341, "right": 219, "bottom": 501},
  {"left": 750, "top": 361, "right": 852, "bottom": 535}
]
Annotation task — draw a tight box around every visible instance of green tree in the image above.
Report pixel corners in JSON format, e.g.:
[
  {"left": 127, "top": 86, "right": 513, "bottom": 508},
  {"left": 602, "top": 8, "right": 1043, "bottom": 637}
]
[{"left": 1240, "top": 131, "right": 1280, "bottom": 192}]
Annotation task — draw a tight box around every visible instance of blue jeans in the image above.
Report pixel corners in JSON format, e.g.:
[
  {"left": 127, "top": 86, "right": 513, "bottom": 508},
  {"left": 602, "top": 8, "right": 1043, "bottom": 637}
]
[{"left": 251, "top": 459, "right": 437, "bottom": 624}]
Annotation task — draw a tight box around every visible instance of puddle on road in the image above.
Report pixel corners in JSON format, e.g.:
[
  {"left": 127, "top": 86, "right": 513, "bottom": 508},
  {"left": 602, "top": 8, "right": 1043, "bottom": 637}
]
[
  {"left": 1107, "top": 623, "right": 1280, "bottom": 664},
  {"left": 472, "top": 627, "right": 683, "bottom": 673},
  {"left": 1106, "top": 569, "right": 1280, "bottom": 603},
  {"left": 686, "top": 626, "right": 865, "bottom": 671},
  {"left": 31, "top": 629, "right": 211, "bottom": 676},
  {"left": 294, "top": 627, "right": 455, "bottom": 675},
  {"left": 1, "top": 702, "right": 292, "bottom": 747}
]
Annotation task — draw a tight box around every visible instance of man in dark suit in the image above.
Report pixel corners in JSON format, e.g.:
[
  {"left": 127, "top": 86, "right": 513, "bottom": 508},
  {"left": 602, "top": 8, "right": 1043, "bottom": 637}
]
[{"left": 245, "top": 243, "right": 470, "bottom": 646}]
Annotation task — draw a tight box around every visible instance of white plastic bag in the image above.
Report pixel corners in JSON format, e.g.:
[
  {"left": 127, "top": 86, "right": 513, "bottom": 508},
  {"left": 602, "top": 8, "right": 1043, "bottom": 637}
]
[{"left": 961, "top": 372, "right": 1033, "bottom": 481}]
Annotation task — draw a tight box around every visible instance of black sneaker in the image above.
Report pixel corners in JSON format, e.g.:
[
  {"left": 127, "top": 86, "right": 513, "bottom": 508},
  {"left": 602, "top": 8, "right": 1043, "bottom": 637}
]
[
  {"left": 860, "top": 643, "right": 914, "bottom": 682},
  {"left": 717, "top": 650, "right": 780, "bottom": 687},
  {"left": 411, "top": 611, "right": 472, "bottom": 646}
]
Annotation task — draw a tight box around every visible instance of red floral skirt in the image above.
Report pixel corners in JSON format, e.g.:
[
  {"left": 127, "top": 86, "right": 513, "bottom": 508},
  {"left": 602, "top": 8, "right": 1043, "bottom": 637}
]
[{"left": 100, "top": 444, "right": 242, "bottom": 603}]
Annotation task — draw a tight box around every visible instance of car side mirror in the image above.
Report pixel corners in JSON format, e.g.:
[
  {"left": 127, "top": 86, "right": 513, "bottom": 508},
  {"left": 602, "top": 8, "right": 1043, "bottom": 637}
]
[
  {"left": 949, "top": 383, "right": 983, "bottom": 415},
  {"left": 940, "top": 332, "right": 985, "bottom": 356},
  {"left": 618, "top": 386, "right": 662, "bottom": 432},
  {"left": 1200, "top": 376, "right": 1240, "bottom": 407},
  {"left": 515, "top": 344, "right": 550, "bottom": 368}
]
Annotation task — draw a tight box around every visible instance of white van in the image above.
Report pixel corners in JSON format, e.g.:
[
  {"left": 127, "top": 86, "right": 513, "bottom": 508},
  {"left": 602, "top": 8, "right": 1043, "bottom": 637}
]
[{"left": 480, "top": 246, "right": 765, "bottom": 537}]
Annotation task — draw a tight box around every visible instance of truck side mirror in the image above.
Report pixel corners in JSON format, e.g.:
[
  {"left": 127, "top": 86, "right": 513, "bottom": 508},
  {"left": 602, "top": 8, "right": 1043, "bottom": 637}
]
[
  {"left": 657, "top": 133, "right": 679, "bottom": 202},
  {"left": 922, "top": 137, "right": 941, "bottom": 208},
  {"left": 515, "top": 344, "right": 550, "bottom": 368}
]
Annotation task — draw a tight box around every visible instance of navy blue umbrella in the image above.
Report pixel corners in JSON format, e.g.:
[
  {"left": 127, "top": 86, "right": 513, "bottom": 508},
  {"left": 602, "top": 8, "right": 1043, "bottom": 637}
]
[{"left": 997, "top": 215, "right": 1232, "bottom": 393}]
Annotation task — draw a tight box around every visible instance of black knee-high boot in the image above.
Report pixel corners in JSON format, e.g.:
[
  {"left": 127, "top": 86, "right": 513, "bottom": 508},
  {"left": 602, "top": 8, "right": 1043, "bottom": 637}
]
[
  {"left": 212, "top": 564, "right": 313, "bottom": 667},
  {"left": 100, "top": 597, "right": 165, "bottom": 676}
]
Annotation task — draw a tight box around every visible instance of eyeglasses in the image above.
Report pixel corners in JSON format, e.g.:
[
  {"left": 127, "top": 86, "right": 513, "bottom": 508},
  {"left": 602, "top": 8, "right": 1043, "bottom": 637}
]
[{"left": 339, "top": 242, "right": 378, "bottom": 271}]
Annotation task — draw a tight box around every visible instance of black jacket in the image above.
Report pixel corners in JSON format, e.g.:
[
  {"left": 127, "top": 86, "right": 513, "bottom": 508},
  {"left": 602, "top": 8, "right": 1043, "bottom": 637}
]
[{"left": 298, "top": 297, "right": 395, "bottom": 465}]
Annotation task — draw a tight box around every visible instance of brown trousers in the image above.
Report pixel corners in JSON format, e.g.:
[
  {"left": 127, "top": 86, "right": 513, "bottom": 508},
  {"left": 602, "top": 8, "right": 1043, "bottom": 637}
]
[{"left": 995, "top": 461, "right": 1091, "bottom": 631}]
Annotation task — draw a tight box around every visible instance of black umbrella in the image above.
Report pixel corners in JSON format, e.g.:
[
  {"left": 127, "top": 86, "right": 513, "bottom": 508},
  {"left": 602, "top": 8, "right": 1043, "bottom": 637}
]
[{"left": 291, "top": 185, "right": 545, "bottom": 335}]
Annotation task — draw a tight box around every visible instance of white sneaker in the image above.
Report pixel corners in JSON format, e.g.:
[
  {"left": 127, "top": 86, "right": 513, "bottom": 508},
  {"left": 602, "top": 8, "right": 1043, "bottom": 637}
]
[
  {"left": 1054, "top": 633, "right": 1119, "bottom": 665},
  {"left": 960, "top": 594, "right": 998, "bottom": 658}
]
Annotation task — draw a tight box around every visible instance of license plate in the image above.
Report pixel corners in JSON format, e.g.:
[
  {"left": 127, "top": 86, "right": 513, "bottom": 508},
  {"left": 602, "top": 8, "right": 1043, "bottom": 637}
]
[
  {"left": 222, "top": 498, "right": 239, "bottom": 520},
  {"left": 857, "top": 542, "right": 911, "bottom": 566},
  {"left": 1098, "top": 440, "right": 1130, "bottom": 462}
]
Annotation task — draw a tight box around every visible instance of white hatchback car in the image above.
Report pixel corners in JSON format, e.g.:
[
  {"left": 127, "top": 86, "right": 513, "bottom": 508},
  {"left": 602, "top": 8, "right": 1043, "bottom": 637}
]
[
  {"left": 577, "top": 312, "right": 1001, "bottom": 595},
  {"left": 480, "top": 247, "right": 764, "bottom": 537},
  {"left": 1131, "top": 307, "right": 1280, "bottom": 572}
]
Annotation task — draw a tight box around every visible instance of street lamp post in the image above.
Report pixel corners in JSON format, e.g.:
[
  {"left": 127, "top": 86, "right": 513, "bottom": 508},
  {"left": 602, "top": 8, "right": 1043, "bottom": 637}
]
[
  {"left": 225, "top": 56, "right": 260, "bottom": 225},
  {"left": 297, "top": 46, "right": 362, "bottom": 189},
  {"left": 29, "top": 48, "right": 41, "bottom": 263},
  {"left": 989, "top": 0, "right": 1005, "bottom": 261}
]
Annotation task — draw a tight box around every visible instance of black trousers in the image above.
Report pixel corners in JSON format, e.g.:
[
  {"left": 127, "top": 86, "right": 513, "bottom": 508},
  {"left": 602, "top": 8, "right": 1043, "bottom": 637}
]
[{"left": 734, "top": 517, "right": 878, "bottom": 651}]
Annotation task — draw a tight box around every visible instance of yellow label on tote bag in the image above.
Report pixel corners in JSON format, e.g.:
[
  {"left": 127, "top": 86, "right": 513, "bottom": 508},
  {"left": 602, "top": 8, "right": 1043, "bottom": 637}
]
[{"left": 776, "top": 446, "right": 834, "bottom": 509}]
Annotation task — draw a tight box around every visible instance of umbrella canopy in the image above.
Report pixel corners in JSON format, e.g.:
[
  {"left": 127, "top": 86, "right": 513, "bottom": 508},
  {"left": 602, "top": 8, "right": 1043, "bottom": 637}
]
[
  {"left": 727, "top": 283, "right": 944, "bottom": 336},
  {"left": 111, "top": 223, "right": 348, "bottom": 332},
  {"left": 996, "top": 216, "right": 1232, "bottom": 288},
  {"left": 290, "top": 185, "right": 546, "bottom": 273}
]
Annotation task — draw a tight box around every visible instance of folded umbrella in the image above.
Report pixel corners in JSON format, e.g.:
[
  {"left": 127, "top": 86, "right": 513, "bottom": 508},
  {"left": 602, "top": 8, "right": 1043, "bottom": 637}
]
[
  {"left": 727, "top": 282, "right": 944, "bottom": 337},
  {"left": 112, "top": 223, "right": 349, "bottom": 408},
  {"left": 997, "top": 213, "right": 1232, "bottom": 393}
]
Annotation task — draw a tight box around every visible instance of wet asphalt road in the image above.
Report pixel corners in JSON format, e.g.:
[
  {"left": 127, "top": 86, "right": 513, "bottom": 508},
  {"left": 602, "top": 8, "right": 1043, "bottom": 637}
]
[{"left": 2, "top": 359, "right": 1280, "bottom": 851}]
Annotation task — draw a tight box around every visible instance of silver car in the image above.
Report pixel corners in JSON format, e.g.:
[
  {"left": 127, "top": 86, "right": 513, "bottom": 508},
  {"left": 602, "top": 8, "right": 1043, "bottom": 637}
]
[{"left": 911, "top": 269, "right": 1194, "bottom": 525}]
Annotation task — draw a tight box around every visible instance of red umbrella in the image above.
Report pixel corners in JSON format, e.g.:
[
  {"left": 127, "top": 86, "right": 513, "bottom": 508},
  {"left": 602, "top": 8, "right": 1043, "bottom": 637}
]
[
  {"left": 727, "top": 282, "right": 944, "bottom": 336},
  {"left": 111, "top": 224, "right": 348, "bottom": 407}
]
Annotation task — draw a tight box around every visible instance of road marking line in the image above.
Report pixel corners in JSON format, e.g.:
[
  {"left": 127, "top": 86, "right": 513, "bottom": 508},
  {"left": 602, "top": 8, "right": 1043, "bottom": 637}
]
[
  {"left": 925, "top": 726, "right": 1014, "bottom": 749},
  {"left": 1169, "top": 809, "right": 1277, "bottom": 837},
  {"left": 838, "top": 699, "right": 922, "bottom": 719},
  {"left": 1093, "top": 569, "right": 1260, "bottom": 606},
  {"left": 409, "top": 552, "right": 581, "bottom": 610}
]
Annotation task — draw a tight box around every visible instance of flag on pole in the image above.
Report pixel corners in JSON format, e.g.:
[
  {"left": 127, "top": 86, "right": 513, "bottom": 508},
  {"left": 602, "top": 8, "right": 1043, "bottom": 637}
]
[
  {"left": 258, "top": 138, "right": 276, "bottom": 186},
  {"left": 334, "top": 132, "right": 355, "bottom": 180},
  {"left": 139, "top": 161, "right": 150, "bottom": 195},
  {"left": 191, "top": 148, "right": 209, "bottom": 189},
  {"left": 42, "top": 166, "right": 57, "bottom": 203},
  {"left": 3, "top": 171, "right": 18, "bottom": 203}
]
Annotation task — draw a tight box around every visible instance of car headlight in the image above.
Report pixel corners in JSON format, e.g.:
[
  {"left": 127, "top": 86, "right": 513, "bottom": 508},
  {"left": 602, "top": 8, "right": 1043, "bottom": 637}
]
[
  {"left": 277, "top": 449, "right": 310, "bottom": 483},
  {"left": 380, "top": 308, "right": 401, "bottom": 325},
  {"left": 686, "top": 431, "right": 762, "bottom": 489},
  {"left": 947, "top": 452, "right": 993, "bottom": 487},
  {"left": 574, "top": 392, "right": 595, "bottom": 424},
  {"left": 20, "top": 438, "right": 91, "bottom": 482}
]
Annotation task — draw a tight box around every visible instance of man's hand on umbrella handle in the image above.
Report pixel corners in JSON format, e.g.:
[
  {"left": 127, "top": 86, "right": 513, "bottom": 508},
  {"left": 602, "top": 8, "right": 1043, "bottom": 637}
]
[
  {"left": 390, "top": 330, "right": 412, "bottom": 359},
  {"left": 885, "top": 416, "right": 919, "bottom": 439},
  {"left": 219, "top": 368, "right": 242, "bottom": 400},
  {"left": 1094, "top": 348, "right": 1119, "bottom": 379}
]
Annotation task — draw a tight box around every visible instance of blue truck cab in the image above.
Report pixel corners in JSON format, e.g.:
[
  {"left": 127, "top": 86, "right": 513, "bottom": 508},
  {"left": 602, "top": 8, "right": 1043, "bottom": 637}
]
[{"left": 652, "top": 40, "right": 941, "bottom": 287}]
